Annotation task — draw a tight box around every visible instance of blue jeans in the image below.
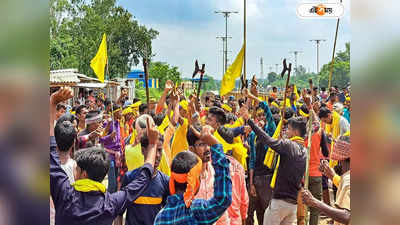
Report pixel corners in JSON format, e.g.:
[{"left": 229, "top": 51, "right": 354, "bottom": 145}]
[{"left": 108, "top": 160, "right": 118, "bottom": 193}]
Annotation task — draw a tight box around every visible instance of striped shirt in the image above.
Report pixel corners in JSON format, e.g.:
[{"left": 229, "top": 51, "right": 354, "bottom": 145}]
[{"left": 154, "top": 144, "right": 232, "bottom": 225}]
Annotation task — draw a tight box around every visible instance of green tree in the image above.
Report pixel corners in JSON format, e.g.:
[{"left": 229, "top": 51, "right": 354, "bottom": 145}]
[
  {"left": 50, "top": 0, "right": 159, "bottom": 79},
  {"left": 319, "top": 42, "right": 350, "bottom": 88},
  {"left": 268, "top": 72, "right": 278, "bottom": 83},
  {"left": 202, "top": 74, "right": 218, "bottom": 91},
  {"left": 148, "top": 61, "right": 182, "bottom": 90}
]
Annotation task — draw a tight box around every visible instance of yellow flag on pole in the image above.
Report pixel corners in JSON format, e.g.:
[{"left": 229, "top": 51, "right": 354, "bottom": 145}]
[
  {"left": 90, "top": 33, "right": 108, "bottom": 83},
  {"left": 220, "top": 44, "right": 245, "bottom": 96}
]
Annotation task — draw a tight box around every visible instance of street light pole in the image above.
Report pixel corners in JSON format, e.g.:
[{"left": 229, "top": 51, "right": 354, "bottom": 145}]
[
  {"left": 289, "top": 50, "right": 303, "bottom": 76},
  {"left": 309, "top": 39, "right": 326, "bottom": 74},
  {"left": 215, "top": 10, "right": 238, "bottom": 74}
]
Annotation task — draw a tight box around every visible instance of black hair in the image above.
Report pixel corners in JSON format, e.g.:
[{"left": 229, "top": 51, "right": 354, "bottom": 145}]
[
  {"left": 57, "top": 113, "right": 78, "bottom": 125},
  {"left": 76, "top": 105, "right": 87, "bottom": 115},
  {"left": 104, "top": 99, "right": 111, "bottom": 108},
  {"left": 284, "top": 107, "right": 295, "bottom": 120},
  {"left": 205, "top": 96, "right": 210, "bottom": 102},
  {"left": 213, "top": 101, "right": 222, "bottom": 108},
  {"left": 86, "top": 110, "right": 101, "bottom": 119},
  {"left": 89, "top": 90, "right": 93, "bottom": 94},
  {"left": 75, "top": 147, "right": 110, "bottom": 182},
  {"left": 140, "top": 133, "right": 164, "bottom": 149},
  {"left": 307, "top": 89, "right": 312, "bottom": 95},
  {"left": 187, "top": 124, "right": 202, "bottom": 147},
  {"left": 300, "top": 104, "right": 309, "bottom": 114},
  {"left": 171, "top": 151, "right": 199, "bottom": 191},
  {"left": 139, "top": 103, "right": 148, "bottom": 114},
  {"left": 270, "top": 106, "right": 280, "bottom": 115},
  {"left": 153, "top": 113, "right": 166, "bottom": 127},
  {"left": 288, "top": 117, "right": 307, "bottom": 138},
  {"left": 217, "top": 127, "right": 234, "bottom": 144},
  {"left": 238, "top": 98, "right": 246, "bottom": 107},
  {"left": 132, "top": 98, "right": 140, "bottom": 104},
  {"left": 272, "top": 86, "right": 277, "bottom": 91},
  {"left": 318, "top": 107, "right": 331, "bottom": 119},
  {"left": 56, "top": 103, "right": 67, "bottom": 111},
  {"left": 321, "top": 87, "right": 326, "bottom": 92},
  {"left": 54, "top": 120, "right": 77, "bottom": 152},
  {"left": 112, "top": 104, "right": 121, "bottom": 112},
  {"left": 268, "top": 97, "right": 275, "bottom": 104},
  {"left": 313, "top": 87, "right": 318, "bottom": 92},
  {"left": 273, "top": 114, "right": 281, "bottom": 125},
  {"left": 226, "top": 113, "right": 237, "bottom": 124},
  {"left": 208, "top": 106, "right": 226, "bottom": 125}
]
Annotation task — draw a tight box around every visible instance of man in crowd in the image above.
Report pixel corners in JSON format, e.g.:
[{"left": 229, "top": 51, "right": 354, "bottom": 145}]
[
  {"left": 75, "top": 105, "right": 88, "bottom": 132},
  {"left": 154, "top": 125, "right": 232, "bottom": 225},
  {"left": 301, "top": 134, "right": 351, "bottom": 225},
  {"left": 50, "top": 87, "right": 161, "bottom": 225},
  {"left": 116, "top": 132, "right": 170, "bottom": 225},
  {"left": 247, "top": 114, "right": 307, "bottom": 225}
]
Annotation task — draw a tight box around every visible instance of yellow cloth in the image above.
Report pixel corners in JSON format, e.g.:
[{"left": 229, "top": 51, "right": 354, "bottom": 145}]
[
  {"left": 225, "top": 117, "right": 244, "bottom": 129},
  {"left": 221, "top": 104, "right": 232, "bottom": 112},
  {"left": 293, "top": 85, "right": 300, "bottom": 102},
  {"left": 279, "top": 98, "right": 291, "bottom": 108},
  {"left": 214, "top": 130, "right": 247, "bottom": 170},
  {"left": 90, "top": 33, "right": 107, "bottom": 83},
  {"left": 270, "top": 136, "right": 304, "bottom": 189},
  {"left": 125, "top": 143, "right": 170, "bottom": 176},
  {"left": 72, "top": 179, "right": 106, "bottom": 193},
  {"left": 271, "top": 101, "right": 280, "bottom": 109},
  {"left": 326, "top": 111, "right": 341, "bottom": 168},
  {"left": 130, "top": 101, "right": 142, "bottom": 109},
  {"left": 171, "top": 118, "right": 189, "bottom": 159},
  {"left": 299, "top": 109, "right": 309, "bottom": 117},
  {"left": 122, "top": 107, "right": 133, "bottom": 115},
  {"left": 158, "top": 114, "right": 171, "bottom": 135},
  {"left": 220, "top": 44, "right": 245, "bottom": 96},
  {"left": 179, "top": 100, "right": 188, "bottom": 111},
  {"left": 134, "top": 196, "right": 163, "bottom": 205},
  {"left": 125, "top": 143, "right": 145, "bottom": 171},
  {"left": 264, "top": 119, "right": 283, "bottom": 168}
]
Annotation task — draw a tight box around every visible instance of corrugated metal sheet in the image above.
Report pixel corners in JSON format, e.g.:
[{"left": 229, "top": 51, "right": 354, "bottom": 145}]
[{"left": 50, "top": 69, "right": 80, "bottom": 83}]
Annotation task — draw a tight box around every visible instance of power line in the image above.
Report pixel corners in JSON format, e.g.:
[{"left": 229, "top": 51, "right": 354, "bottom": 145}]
[{"left": 216, "top": 36, "right": 232, "bottom": 77}]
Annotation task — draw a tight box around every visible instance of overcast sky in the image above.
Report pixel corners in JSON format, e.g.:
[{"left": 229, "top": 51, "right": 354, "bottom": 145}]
[{"left": 118, "top": 0, "right": 350, "bottom": 80}]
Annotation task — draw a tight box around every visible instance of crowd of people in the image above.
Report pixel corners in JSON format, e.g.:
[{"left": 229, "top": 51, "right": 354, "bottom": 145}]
[{"left": 49, "top": 78, "right": 350, "bottom": 225}]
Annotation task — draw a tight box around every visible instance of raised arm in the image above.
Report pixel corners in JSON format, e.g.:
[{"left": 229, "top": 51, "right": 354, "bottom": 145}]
[
  {"left": 190, "top": 126, "right": 232, "bottom": 224},
  {"left": 156, "top": 80, "right": 173, "bottom": 114},
  {"left": 247, "top": 119, "right": 289, "bottom": 156}
]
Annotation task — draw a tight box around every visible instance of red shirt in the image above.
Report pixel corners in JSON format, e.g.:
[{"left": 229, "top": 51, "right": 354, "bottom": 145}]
[{"left": 304, "top": 132, "right": 323, "bottom": 177}]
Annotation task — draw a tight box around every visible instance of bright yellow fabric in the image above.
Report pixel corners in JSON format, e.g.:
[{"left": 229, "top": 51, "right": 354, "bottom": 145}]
[
  {"left": 179, "top": 100, "right": 188, "bottom": 111},
  {"left": 279, "top": 99, "right": 291, "bottom": 108},
  {"left": 270, "top": 136, "right": 304, "bottom": 189},
  {"left": 130, "top": 101, "right": 142, "bottom": 109},
  {"left": 299, "top": 109, "right": 309, "bottom": 117},
  {"left": 90, "top": 33, "right": 107, "bottom": 83},
  {"left": 326, "top": 111, "right": 341, "bottom": 168},
  {"left": 333, "top": 174, "right": 341, "bottom": 188},
  {"left": 293, "top": 85, "right": 300, "bottom": 102},
  {"left": 271, "top": 101, "right": 280, "bottom": 109},
  {"left": 263, "top": 119, "right": 283, "bottom": 168},
  {"left": 225, "top": 117, "right": 244, "bottom": 129},
  {"left": 72, "top": 179, "right": 106, "bottom": 193},
  {"left": 125, "top": 143, "right": 145, "bottom": 171},
  {"left": 125, "top": 143, "right": 170, "bottom": 176},
  {"left": 171, "top": 118, "right": 189, "bottom": 159},
  {"left": 158, "top": 114, "right": 171, "bottom": 135},
  {"left": 122, "top": 107, "right": 133, "bottom": 115},
  {"left": 214, "top": 130, "right": 247, "bottom": 170},
  {"left": 134, "top": 196, "right": 163, "bottom": 205},
  {"left": 221, "top": 104, "right": 232, "bottom": 112},
  {"left": 220, "top": 44, "right": 245, "bottom": 96}
]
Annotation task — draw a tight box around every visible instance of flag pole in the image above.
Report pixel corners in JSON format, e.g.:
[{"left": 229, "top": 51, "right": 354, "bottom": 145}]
[
  {"left": 105, "top": 34, "right": 114, "bottom": 128},
  {"left": 243, "top": 0, "right": 247, "bottom": 83},
  {"left": 304, "top": 109, "right": 314, "bottom": 225}
]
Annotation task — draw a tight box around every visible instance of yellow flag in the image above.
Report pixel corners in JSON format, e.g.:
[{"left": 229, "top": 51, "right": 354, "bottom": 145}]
[
  {"left": 220, "top": 44, "right": 245, "bottom": 96},
  {"left": 90, "top": 33, "right": 108, "bottom": 83}
]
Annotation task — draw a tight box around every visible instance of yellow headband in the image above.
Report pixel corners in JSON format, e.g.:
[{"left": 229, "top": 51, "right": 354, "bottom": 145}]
[
  {"left": 113, "top": 107, "right": 122, "bottom": 114},
  {"left": 179, "top": 100, "right": 188, "bottom": 111},
  {"left": 221, "top": 104, "right": 232, "bottom": 112}
]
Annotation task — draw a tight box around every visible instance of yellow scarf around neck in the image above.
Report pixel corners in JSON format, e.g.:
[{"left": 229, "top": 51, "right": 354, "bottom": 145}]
[
  {"left": 72, "top": 179, "right": 106, "bottom": 193},
  {"left": 270, "top": 136, "right": 304, "bottom": 189},
  {"left": 263, "top": 119, "right": 283, "bottom": 168},
  {"left": 326, "top": 111, "right": 340, "bottom": 168}
]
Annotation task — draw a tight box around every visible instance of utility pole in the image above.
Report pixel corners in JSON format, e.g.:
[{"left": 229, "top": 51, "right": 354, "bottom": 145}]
[
  {"left": 309, "top": 39, "right": 326, "bottom": 74},
  {"left": 260, "top": 57, "right": 264, "bottom": 79},
  {"left": 289, "top": 50, "right": 303, "bottom": 76},
  {"left": 217, "top": 36, "right": 231, "bottom": 77},
  {"left": 215, "top": 10, "right": 238, "bottom": 74}
]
